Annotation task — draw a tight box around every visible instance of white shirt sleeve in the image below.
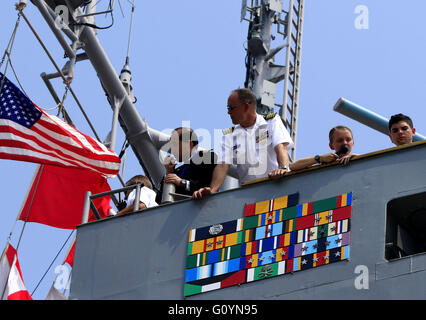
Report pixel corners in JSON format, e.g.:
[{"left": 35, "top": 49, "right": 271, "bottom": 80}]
[{"left": 269, "top": 115, "right": 294, "bottom": 149}]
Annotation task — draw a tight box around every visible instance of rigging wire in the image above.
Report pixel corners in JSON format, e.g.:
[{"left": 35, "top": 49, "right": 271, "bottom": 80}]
[
  {"left": 0, "top": 12, "right": 20, "bottom": 69},
  {"left": 56, "top": 87, "right": 69, "bottom": 117},
  {"left": 38, "top": 86, "right": 69, "bottom": 112},
  {"left": 117, "top": 0, "right": 125, "bottom": 18},
  {"left": 0, "top": 12, "right": 22, "bottom": 95},
  {"left": 2, "top": 51, "right": 29, "bottom": 97},
  {"left": 30, "top": 230, "right": 75, "bottom": 297}
]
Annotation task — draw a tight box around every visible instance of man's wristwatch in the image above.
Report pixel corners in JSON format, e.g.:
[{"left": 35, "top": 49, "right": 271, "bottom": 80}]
[
  {"left": 315, "top": 155, "right": 321, "bottom": 163},
  {"left": 278, "top": 164, "right": 289, "bottom": 171},
  {"left": 180, "top": 179, "right": 190, "bottom": 191}
]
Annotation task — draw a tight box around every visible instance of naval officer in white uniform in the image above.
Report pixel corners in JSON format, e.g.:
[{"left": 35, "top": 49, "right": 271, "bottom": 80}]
[{"left": 193, "top": 88, "right": 293, "bottom": 199}]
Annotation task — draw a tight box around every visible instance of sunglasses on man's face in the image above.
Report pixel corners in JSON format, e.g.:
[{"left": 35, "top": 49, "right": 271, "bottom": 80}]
[
  {"left": 227, "top": 104, "right": 241, "bottom": 111},
  {"left": 227, "top": 101, "right": 247, "bottom": 111}
]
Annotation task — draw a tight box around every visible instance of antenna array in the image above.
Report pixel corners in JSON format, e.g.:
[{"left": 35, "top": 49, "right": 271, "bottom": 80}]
[{"left": 241, "top": 0, "right": 304, "bottom": 161}]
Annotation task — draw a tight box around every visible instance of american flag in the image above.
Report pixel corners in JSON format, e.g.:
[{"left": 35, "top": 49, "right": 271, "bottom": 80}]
[{"left": 0, "top": 72, "right": 120, "bottom": 177}]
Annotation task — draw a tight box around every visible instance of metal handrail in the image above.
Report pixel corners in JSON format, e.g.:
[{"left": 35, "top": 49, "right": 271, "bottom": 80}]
[{"left": 81, "top": 183, "right": 142, "bottom": 224}]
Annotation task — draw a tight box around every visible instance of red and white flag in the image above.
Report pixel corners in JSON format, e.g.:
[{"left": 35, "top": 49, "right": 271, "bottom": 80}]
[
  {"left": 0, "top": 243, "right": 32, "bottom": 300},
  {"left": 0, "top": 72, "right": 120, "bottom": 177}
]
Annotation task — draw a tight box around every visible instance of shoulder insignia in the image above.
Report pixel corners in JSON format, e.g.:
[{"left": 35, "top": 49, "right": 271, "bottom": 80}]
[
  {"left": 263, "top": 112, "right": 277, "bottom": 120},
  {"left": 222, "top": 127, "right": 235, "bottom": 135}
]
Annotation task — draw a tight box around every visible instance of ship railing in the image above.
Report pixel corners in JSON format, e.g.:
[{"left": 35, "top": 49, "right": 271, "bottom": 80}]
[{"left": 81, "top": 183, "right": 144, "bottom": 224}]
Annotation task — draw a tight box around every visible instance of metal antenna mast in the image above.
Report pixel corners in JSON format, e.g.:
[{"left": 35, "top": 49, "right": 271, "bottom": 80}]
[{"left": 241, "top": 0, "right": 304, "bottom": 161}]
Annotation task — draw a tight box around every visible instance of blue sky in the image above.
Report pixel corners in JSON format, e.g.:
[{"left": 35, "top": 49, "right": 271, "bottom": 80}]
[{"left": 1, "top": 0, "right": 425, "bottom": 299}]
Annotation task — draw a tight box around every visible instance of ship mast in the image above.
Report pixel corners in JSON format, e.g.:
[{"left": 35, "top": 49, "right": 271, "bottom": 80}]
[{"left": 242, "top": 0, "right": 304, "bottom": 161}]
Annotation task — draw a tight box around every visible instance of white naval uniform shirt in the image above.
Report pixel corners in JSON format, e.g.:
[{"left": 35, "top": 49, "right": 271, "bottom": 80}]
[{"left": 217, "top": 114, "right": 294, "bottom": 184}]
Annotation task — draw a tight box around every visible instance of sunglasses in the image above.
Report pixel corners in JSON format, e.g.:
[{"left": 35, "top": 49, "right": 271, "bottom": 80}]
[
  {"left": 227, "top": 101, "right": 247, "bottom": 111},
  {"left": 227, "top": 104, "right": 241, "bottom": 111}
]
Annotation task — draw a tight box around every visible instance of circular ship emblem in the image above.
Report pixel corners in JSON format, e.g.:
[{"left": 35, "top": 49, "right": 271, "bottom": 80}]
[{"left": 209, "top": 224, "right": 223, "bottom": 236}]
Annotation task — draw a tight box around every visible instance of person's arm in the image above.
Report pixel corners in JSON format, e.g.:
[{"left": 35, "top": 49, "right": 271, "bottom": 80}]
[
  {"left": 210, "top": 163, "right": 230, "bottom": 192},
  {"left": 116, "top": 201, "right": 147, "bottom": 216},
  {"left": 164, "top": 172, "right": 199, "bottom": 193},
  {"left": 290, "top": 153, "right": 339, "bottom": 171},
  {"left": 289, "top": 157, "right": 316, "bottom": 171},
  {"left": 268, "top": 143, "right": 290, "bottom": 179},
  {"left": 267, "top": 114, "right": 293, "bottom": 179},
  {"left": 192, "top": 163, "right": 230, "bottom": 199}
]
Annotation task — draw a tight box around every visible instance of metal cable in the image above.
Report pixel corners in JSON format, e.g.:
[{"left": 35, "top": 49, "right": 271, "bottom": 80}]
[
  {"left": 30, "top": 230, "right": 75, "bottom": 297},
  {"left": 0, "top": 13, "right": 21, "bottom": 96}
]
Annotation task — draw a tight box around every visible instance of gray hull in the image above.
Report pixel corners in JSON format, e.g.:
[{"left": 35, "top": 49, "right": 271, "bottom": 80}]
[{"left": 70, "top": 141, "right": 426, "bottom": 299}]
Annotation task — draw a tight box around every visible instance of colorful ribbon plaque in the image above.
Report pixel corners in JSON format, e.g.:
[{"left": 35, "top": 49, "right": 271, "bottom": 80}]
[{"left": 184, "top": 192, "right": 352, "bottom": 297}]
